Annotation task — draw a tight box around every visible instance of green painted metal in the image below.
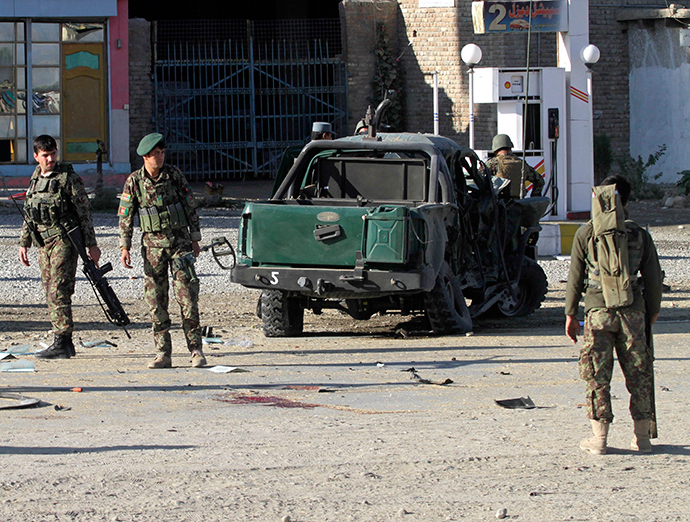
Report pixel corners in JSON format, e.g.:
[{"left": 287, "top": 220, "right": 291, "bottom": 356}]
[
  {"left": 363, "top": 206, "right": 408, "bottom": 264},
  {"left": 241, "top": 202, "right": 370, "bottom": 267}
]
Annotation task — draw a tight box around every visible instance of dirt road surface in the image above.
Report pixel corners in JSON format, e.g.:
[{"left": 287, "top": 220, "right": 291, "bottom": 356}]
[{"left": 2, "top": 191, "right": 689, "bottom": 521}]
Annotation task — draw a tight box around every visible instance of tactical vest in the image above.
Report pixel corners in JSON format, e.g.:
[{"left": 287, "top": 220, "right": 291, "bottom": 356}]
[
  {"left": 24, "top": 166, "right": 78, "bottom": 238},
  {"left": 586, "top": 185, "right": 644, "bottom": 308},
  {"left": 495, "top": 154, "right": 525, "bottom": 198},
  {"left": 123, "top": 170, "right": 189, "bottom": 233}
]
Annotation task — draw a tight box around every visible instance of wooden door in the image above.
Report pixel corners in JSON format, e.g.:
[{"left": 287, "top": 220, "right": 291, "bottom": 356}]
[{"left": 62, "top": 43, "right": 105, "bottom": 161}]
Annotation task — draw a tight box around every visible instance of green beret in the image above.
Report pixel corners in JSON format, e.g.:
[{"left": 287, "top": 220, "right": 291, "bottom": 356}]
[{"left": 137, "top": 133, "right": 164, "bottom": 156}]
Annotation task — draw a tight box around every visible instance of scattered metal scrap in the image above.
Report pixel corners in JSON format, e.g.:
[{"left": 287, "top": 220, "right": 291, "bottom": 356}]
[
  {"left": 495, "top": 396, "right": 536, "bottom": 409},
  {"left": 0, "top": 392, "right": 41, "bottom": 410},
  {"left": 401, "top": 367, "right": 453, "bottom": 386}
]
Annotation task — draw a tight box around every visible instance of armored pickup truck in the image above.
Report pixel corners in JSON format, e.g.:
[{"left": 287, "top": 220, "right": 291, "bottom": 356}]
[{"left": 231, "top": 133, "right": 549, "bottom": 337}]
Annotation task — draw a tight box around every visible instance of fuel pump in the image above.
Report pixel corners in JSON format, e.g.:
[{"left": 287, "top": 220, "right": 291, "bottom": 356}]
[
  {"left": 473, "top": 66, "right": 568, "bottom": 219},
  {"left": 546, "top": 108, "right": 559, "bottom": 215}
]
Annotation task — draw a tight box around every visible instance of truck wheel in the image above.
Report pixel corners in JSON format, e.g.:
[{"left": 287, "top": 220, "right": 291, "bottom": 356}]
[
  {"left": 261, "top": 290, "right": 304, "bottom": 337},
  {"left": 424, "top": 262, "right": 473, "bottom": 334},
  {"left": 494, "top": 257, "right": 548, "bottom": 317}
]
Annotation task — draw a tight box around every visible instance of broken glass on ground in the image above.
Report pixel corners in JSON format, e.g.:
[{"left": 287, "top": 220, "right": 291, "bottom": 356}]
[
  {"left": 207, "top": 365, "right": 249, "bottom": 373},
  {"left": 1, "top": 360, "right": 35, "bottom": 372},
  {"left": 223, "top": 338, "right": 254, "bottom": 348}
]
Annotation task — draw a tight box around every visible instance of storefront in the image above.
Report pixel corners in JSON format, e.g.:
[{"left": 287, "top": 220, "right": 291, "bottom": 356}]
[{"left": 0, "top": 0, "right": 129, "bottom": 179}]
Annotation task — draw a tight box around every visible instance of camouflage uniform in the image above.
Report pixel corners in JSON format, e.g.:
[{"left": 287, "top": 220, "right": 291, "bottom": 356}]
[
  {"left": 566, "top": 219, "right": 662, "bottom": 422},
  {"left": 19, "top": 163, "right": 97, "bottom": 335},
  {"left": 485, "top": 153, "right": 544, "bottom": 198},
  {"left": 118, "top": 164, "right": 201, "bottom": 355}
]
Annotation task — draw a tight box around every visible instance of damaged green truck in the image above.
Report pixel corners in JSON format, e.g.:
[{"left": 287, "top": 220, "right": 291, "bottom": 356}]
[{"left": 231, "top": 133, "right": 549, "bottom": 337}]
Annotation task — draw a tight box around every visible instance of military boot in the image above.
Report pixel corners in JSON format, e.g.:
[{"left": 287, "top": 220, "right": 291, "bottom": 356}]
[
  {"left": 190, "top": 349, "right": 207, "bottom": 368},
  {"left": 35, "top": 334, "right": 71, "bottom": 359},
  {"left": 64, "top": 335, "right": 76, "bottom": 357},
  {"left": 148, "top": 351, "right": 172, "bottom": 369},
  {"left": 631, "top": 419, "right": 652, "bottom": 453},
  {"left": 580, "top": 420, "right": 609, "bottom": 455}
]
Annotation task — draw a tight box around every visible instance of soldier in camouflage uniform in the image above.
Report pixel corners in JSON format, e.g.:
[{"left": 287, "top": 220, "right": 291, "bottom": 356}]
[
  {"left": 485, "top": 134, "right": 544, "bottom": 198},
  {"left": 18, "top": 135, "right": 101, "bottom": 359},
  {"left": 566, "top": 175, "right": 662, "bottom": 454},
  {"left": 119, "top": 133, "right": 205, "bottom": 369}
]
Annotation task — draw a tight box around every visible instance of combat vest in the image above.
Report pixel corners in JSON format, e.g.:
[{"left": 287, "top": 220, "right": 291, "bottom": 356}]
[
  {"left": 24, "top": 165, "right": 78, "bottom": 238},
  {"left": 586, "top": 185, "right": 644, "bottom": 308},
  {"left": 495, "top": 154, "right": 525, "bottom": 198},
  {"left": 127, "top": 169, "right": 189, "bottom": 233}
]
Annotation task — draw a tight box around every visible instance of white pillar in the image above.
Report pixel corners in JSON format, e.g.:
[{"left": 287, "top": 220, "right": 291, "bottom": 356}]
[{"left": 558, "top": 0, "right": 594, "bottom": 217}]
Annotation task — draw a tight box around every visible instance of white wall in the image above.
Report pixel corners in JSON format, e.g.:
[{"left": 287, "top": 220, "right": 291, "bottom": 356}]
[{"left": 629, "top": 24, "right": 690, "bottom": 182}]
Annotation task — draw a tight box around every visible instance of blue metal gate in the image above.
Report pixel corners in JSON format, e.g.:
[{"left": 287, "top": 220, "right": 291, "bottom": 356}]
[{"left": 153, "top": 20, "right": 347, "bottom": 181}]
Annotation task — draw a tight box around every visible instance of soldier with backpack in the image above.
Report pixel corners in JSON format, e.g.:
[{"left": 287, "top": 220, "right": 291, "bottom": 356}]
[
  {"left": 485, "top": 134, "right": 544, "bottom": 198},
  {"left": 565, "top": 175, "right": 663, "bottom": 454}
]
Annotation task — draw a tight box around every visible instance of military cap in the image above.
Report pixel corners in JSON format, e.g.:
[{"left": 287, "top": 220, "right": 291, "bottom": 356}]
[
  {"left": 137, "top": 133, "right": 164, "bottom": 156},
  {"left": 491, "top": 134, "right": 514, "bottom": 153},
  {"left": 312, "top": 122, "right": 334, "bottom": 136}
]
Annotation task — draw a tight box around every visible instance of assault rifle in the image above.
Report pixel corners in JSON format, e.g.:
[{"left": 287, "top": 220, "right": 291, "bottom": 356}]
[
  {"left": 645, "top": 307, "right": 658, "bottom": 438},
  {"left": 63, "top": 225, "right": 131, "bottom": 338}
]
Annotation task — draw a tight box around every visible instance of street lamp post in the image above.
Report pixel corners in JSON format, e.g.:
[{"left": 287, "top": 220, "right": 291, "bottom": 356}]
[{"left": 461, "top": 43, "right": 482, "bottom": 150}]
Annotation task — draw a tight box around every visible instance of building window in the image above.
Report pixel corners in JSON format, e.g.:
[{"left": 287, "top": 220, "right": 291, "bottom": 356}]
[
  {"left": 0, "top": 20, "right": 104, "bottom": 164},
  {"left": 0, "top": 21, "right": 26, "bottom": 162}
]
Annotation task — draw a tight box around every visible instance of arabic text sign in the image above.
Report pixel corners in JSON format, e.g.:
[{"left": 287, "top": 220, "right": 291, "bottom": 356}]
[{"left": 472, "top": 1, "right": 568, "bottom": 34}]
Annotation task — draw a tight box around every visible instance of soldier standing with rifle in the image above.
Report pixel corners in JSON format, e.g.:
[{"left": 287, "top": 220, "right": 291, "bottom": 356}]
[
  {"left": 119, "top": 133, "right": 205, "bottom": 369},
  {"left": 18, "top": 135, "right": 101, "bottom": 359},
  {"left": 565, "top": 175, "right": 662, "bottom": 455}
]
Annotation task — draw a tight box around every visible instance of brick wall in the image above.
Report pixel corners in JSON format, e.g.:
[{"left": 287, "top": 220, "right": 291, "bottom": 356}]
[
  {"left": 128, "top": 18, "right": 154, "bottom": 170},
  {"left": 342, "top": 1, "right": 628, "bottom": 155},
  {"left": 341, "top": 0, "right": 398, "bottom": 133},
  {"left": 590, "top": 6, "right": 630, "bottom": 157}
]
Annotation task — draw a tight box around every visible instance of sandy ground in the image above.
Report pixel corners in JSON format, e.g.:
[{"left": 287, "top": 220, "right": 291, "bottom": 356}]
[{"left": 1, "top": 192, "right": 690, "bottom": 521}]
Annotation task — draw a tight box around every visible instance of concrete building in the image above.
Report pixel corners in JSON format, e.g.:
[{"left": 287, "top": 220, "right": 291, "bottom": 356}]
[{"left": 0, "top": 0, "right": 130, "bottom": 183}]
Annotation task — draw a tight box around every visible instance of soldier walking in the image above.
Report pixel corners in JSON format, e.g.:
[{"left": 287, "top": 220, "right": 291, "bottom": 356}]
[
  {"left": 485, "top": 134, "right": 544, "bottom": 198},
  {"left": 119, "top": 133, "right": 205, "bottom": 369},
  {"left": 565, "top": 175, "right": 662, "bottom": 454},
  {"left": 18, "top": 135, "right": 101, "bottom": 359}
]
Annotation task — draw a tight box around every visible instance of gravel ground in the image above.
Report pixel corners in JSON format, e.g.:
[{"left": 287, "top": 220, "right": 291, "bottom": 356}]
[
  {"left": 2, "top": 194, "right": 689, "bottom": 308},
  {"left": 2, "top": 191, "right": 690, "bottom": 522}
]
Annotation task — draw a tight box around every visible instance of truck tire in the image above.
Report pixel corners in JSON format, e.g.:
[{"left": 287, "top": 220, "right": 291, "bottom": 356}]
[
  {"left": 494, "top": 257, "right": 548, "bottom": 317},
  {"left": 261, "top": 290, "right": 304, "bottom": 337},
  {"left": 424, "top": 262, "right": 473, "bottom": 334}
]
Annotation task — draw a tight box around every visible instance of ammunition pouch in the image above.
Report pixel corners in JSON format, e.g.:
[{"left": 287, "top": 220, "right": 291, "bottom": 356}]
[
  {"left": 171, "top": 251, "right": 198, "bottom": 284},
  {"left": 139, "top": 201, "right": 188, "bottom": 232},
  {"left": 24, "top": 170, "right": 70, "bottom": 227},
  {"left": 39, "top": 225, "right": 63, "bottom": 241}
]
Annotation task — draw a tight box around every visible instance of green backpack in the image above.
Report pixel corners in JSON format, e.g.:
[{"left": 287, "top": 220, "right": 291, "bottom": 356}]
[{"left": 587, "top": 185, "right": 634, "bottom": 308}]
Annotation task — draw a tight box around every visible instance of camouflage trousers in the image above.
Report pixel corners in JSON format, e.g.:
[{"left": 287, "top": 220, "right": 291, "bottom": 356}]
[
  {"left": 38, "top": 235, "right": 78, "bottom": 335},
  {"left": 579, "top": 307, "right": 653, "bottom": 423},
  {"left": 142, "top": 245, "right": 201, "bottom": 354}
]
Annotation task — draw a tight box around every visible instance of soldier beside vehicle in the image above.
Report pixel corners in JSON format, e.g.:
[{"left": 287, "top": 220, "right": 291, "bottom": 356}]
[
  {"left": 118, "top": 133, "right": 205, "bottom": 369},
  {"left": 16, "top": 133, "right": 205, "bottom": 369},
  {"left": 485, "top": 134, "right": 544, "bottom": 198}
]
